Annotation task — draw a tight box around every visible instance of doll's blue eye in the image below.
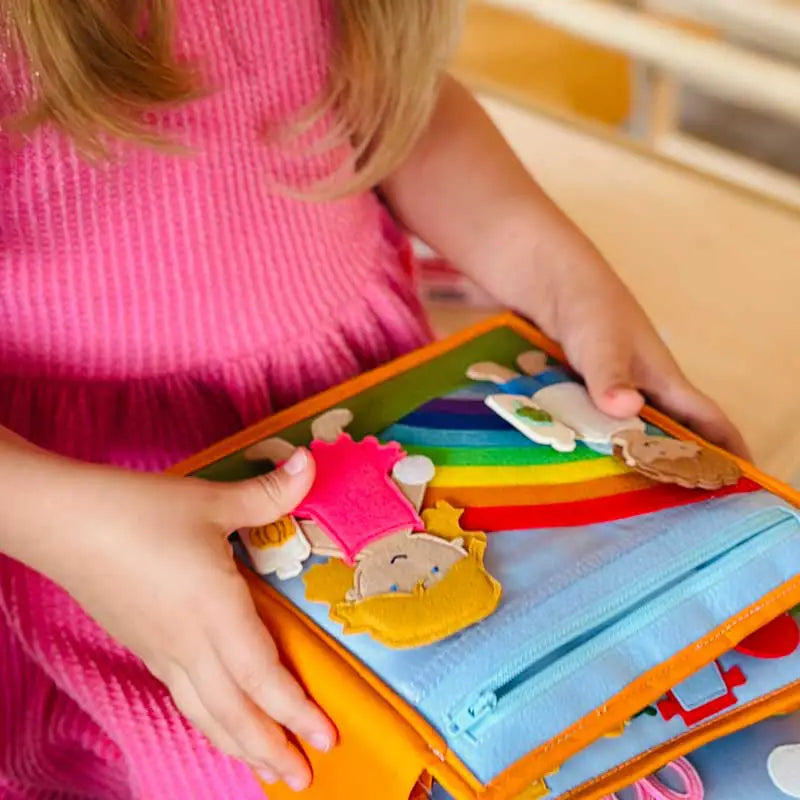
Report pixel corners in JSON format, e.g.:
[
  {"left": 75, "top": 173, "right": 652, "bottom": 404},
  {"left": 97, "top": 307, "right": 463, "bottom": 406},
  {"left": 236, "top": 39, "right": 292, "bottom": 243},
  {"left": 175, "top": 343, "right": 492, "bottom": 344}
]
[
  {"left": 431, "top": 566, "right": 440, "bottom": 574},
  {"left": 390, "top": 583, "right": 399, "bottom": 592}
]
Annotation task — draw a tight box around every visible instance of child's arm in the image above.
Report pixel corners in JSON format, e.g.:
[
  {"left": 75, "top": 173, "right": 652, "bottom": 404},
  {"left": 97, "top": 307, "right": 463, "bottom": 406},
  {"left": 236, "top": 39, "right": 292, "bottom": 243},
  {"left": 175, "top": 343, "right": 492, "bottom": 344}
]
[
  {"left": 0, "top": 427, "right": 335, "bottom": 790},
  {"left": 380, "top": 77, "right": 748, "bottom": 457}
]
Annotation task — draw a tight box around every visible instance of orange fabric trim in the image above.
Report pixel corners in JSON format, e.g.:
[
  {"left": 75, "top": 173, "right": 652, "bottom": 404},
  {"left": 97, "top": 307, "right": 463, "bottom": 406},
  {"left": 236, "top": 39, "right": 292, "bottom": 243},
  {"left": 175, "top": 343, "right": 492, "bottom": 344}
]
[{"left": 424, "top": 472, "right": 657, "bottom": 508}]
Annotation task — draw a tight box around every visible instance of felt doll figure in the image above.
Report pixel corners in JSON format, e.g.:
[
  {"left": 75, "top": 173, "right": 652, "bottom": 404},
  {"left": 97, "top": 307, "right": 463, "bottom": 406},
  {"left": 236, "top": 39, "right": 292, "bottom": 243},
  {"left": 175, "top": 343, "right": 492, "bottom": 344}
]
[
  {"left": 468, "top": 350, "right": 645, "bottom": 451},
  {"left": 242, "top": 409, "right": 436, "bottom": 563}
]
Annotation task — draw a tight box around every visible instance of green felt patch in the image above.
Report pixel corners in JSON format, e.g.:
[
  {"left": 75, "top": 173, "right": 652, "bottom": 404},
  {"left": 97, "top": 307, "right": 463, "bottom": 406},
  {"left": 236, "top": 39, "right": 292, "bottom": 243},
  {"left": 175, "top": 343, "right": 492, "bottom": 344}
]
[{"left": 194, "top": 326, "right": 536, "bottom": 482}]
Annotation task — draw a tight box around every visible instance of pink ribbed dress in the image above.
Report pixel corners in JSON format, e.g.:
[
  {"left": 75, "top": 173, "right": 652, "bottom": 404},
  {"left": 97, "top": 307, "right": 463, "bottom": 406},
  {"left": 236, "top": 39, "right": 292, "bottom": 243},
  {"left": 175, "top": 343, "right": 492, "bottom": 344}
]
[{"left": 0, "top": 1, "right": 430, "bottom": 797}]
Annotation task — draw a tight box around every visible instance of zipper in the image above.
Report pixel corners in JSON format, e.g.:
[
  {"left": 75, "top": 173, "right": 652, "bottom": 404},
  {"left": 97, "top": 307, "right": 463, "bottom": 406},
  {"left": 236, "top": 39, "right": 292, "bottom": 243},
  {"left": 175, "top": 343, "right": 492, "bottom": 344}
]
[{"left": 446, "top": 508, "right": 797, "bottom": 741}]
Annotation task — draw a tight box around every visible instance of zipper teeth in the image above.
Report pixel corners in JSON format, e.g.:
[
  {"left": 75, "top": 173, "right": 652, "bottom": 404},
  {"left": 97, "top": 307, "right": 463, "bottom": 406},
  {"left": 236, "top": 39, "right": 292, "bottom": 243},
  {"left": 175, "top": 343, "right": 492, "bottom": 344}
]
[
  {"left": 455, "top": 511, "right": 795, "bottom": 736},
  {"left": 488, "top": 508, "right": 785, "bottom": 692},
  {"left": 529, "top": 515, "right": 793, "bottom": 695},
  {"left": 559, "top": 677, "right": 800, "bottom": 800}
]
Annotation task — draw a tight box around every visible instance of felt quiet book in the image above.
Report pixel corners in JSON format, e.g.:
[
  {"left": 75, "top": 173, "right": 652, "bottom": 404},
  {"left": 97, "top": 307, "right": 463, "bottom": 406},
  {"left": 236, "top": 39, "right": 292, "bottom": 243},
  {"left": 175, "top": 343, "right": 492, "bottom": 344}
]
[{"left": 171, "top": 314, "right": 800, "bottom": 800}]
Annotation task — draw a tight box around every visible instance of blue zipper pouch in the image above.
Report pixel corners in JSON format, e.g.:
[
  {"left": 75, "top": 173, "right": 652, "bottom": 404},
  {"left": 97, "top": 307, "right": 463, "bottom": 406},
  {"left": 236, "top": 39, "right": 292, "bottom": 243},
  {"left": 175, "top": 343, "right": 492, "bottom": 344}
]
[{"left": 185, "top": 316, "right": 800, "bottom": 800}]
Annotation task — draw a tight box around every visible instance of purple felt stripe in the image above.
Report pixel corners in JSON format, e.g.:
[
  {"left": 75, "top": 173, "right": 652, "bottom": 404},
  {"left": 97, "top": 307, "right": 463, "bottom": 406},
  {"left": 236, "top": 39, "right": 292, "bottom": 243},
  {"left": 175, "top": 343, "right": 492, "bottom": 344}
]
[{"left": 418, "top": 398, "right": 495, "bottom": 417}]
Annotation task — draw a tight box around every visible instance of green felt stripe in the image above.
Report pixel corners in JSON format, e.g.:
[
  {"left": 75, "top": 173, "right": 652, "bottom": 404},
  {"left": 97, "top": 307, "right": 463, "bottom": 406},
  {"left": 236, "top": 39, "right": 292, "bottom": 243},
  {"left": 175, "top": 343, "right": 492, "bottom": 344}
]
[
  {"left": 194, "top": 326, "right": 537, "bottom": 482},
  {"left": 393, "top": 442, "right": 606, "bottom": 467}
]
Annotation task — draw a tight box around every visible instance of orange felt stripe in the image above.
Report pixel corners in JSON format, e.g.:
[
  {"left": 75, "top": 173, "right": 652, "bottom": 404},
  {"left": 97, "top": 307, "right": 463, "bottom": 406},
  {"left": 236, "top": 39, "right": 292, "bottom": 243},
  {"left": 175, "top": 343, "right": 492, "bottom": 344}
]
[
  {"left": 424, "top": 472, "right": 657, "bottom": 508},
  {"left": 459, "top": 480, "right": 759, "bottom": 531}
]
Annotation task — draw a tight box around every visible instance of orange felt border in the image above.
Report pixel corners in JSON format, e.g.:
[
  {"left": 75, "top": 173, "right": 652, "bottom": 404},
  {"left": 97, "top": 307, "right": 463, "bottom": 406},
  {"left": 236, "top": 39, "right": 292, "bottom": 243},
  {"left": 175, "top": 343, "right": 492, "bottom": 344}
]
[{"left": 171, "top": 313, "right": 800, "bottom": 800}]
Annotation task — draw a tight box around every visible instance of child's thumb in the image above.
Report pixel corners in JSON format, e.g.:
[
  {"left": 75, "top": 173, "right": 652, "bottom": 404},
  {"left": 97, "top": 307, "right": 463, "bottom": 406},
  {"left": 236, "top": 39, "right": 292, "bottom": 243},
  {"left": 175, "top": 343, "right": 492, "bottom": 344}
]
[
  {"left": 577, "top": 341, "right": 644, "bottom": 419},
  {"left": 225, "top": 448, "right": 315, "bottom": 530}
]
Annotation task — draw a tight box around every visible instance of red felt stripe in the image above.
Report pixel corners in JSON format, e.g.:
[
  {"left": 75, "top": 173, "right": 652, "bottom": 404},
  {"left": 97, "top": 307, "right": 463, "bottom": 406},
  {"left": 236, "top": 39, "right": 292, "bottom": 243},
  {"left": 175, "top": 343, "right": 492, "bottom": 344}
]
[{"left": 461, "top": 479, "right": 761, "bottom": 531}]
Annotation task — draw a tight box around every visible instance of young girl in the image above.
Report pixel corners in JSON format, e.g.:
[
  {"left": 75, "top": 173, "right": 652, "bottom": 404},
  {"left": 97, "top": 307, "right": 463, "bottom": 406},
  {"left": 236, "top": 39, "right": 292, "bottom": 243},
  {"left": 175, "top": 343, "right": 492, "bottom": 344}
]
[{"left": 0, "top": 1, "right": 746, "bottom": 797}]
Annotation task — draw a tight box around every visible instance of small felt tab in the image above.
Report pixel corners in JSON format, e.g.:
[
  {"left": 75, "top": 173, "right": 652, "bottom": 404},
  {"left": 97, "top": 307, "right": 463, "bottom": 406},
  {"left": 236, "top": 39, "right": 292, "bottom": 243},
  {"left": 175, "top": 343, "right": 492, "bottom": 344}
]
[
  {"left": 466, "top": 361, "right": 519, "bottom": 384},
  {"left": 304, "top": 537, "right": 501, "bottom": 648},
  {"left": 392, "top": 455, "right": 436, "bottom": 511},
  {"left": 485, "top": 393, "right": 577, "bottom": 453},
  {"left": 734, "top": 613, "right": 800, "bottom": 659},
  {"left": 657, "top": 661, "right": 746, "bottom": 726},
  {"left": 241, "top": 517, "right": 311, "bottom": 580},
  {"left": 768, "top": 745, "right": 800, "bottom": 798},
  {"left": 311, "top": 408, "right": 354, "bottom": 443},
  {"left": 293, "top": 435, "right": 423, "bottom": 564},
  {"left": 243, "top": 437, "right": 296, "bottom": 463},
  {"left": 516, "top": 349, "right": 549, "bottom": 377},
  {"left": 613, "top": 429, "right": 742, "bottom": 490}
]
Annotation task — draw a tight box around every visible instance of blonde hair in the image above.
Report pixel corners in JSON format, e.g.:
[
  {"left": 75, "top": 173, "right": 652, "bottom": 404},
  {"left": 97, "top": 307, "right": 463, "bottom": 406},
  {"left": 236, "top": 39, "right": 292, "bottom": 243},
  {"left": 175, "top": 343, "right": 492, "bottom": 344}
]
[{"left": 3, "top": 0, "right": 464, "bottom": 193}]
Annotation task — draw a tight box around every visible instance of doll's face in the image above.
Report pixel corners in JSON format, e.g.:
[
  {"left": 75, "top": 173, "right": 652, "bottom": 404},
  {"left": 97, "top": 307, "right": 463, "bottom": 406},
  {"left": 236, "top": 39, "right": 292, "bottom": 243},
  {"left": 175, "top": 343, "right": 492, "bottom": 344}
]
[{"left": 352, "top": 532, "right": 466, "bottom": 600}]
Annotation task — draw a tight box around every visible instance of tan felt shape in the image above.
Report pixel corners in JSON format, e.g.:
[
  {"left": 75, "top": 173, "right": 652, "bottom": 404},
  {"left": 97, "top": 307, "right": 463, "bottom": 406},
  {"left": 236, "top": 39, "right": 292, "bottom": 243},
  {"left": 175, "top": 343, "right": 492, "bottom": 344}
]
[
  {"left": 298, "top": 519, "right": 345, "bottom": 559},
  {"left": 311, "top": 408, "right": 354, "bottom": 443},
  {"left": 466, "top": 361, "right": 519, "bottom": 384},
  {"left": 613, "top": 430, "right": 742, "bottom": 490},
  {"left": 516, "top": 349, "right": 549, "bottom": 377},
  {"left": 243, "top": 436, "right": 296, "bottom": 463}
]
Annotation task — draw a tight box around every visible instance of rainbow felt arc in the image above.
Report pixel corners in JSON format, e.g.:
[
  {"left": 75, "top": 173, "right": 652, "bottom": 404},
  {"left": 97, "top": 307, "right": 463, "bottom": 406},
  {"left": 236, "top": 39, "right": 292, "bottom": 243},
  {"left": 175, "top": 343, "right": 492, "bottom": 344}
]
[{"left": 380, "top": 391, "right": 758, "bottom": 531}]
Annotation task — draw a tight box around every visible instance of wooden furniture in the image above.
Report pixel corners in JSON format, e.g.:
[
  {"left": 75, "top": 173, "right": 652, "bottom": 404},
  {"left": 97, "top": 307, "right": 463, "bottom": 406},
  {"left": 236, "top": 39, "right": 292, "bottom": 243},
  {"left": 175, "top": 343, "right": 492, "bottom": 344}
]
[
  {"left": 477, "top": 0, "right": 800, "bottom": 208},
  {"left": 427, "top": 92, "right": 800, "bottom": 483}
]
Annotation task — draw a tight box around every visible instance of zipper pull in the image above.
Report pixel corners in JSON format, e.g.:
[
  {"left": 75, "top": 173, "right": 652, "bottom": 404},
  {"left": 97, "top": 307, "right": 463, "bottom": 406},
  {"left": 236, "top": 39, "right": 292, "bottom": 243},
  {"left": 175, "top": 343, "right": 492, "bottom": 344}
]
[{"left": 447, "top": 690, "right": 498, "bottom": 737}]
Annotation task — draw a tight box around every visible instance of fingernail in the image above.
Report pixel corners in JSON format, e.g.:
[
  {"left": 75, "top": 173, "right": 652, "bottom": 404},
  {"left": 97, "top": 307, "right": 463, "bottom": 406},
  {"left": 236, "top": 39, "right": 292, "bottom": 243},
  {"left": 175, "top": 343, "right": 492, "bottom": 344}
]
[
  {"left": 257, "top": 768, "right": 278, "bottom": 784},
  {"left": 310, "top": 733, "right": 332, "bottom": 753},
  {"left": 286, "top": 775, "right": 308, "bottom": 792},
  {"left": 282, "top": 448, "right": 307, "bottom": 476}
]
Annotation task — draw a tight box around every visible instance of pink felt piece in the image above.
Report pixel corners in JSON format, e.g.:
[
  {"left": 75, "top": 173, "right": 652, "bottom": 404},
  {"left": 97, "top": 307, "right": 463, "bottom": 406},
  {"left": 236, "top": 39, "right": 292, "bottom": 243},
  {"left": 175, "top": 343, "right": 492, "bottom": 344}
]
[{"left": 294, "top": 435, "right": 423, "bottom": 563}]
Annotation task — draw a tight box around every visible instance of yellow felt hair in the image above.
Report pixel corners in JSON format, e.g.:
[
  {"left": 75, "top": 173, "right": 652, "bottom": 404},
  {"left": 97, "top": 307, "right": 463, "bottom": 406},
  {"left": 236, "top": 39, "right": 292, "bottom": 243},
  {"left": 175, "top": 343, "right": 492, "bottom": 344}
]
[{"left": 304, "top": 538, "right": 501, "bottom": 649}]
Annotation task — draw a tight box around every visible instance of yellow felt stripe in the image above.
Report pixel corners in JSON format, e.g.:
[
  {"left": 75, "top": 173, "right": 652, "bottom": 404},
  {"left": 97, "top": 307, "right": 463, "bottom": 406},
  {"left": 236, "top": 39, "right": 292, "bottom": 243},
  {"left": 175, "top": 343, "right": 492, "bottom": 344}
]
[{"left": 428, "top": 458, "right": 631, "bottom": 487}]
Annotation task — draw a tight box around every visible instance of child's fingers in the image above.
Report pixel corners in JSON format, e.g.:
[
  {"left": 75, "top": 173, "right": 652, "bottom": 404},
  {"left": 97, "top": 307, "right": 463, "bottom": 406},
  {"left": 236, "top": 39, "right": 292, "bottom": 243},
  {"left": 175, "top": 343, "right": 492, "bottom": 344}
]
[
  {"left": 225, "top": 448, "right": 316, "bottom": 531},
  {"left": 165, "top": 663, "right": 249, "bottom": 761},
  {"left": 215, "top": 606, "right": 337, "bottom": 754},
  {"left": 189, "top": 651, "right": 312, "bottom": 790},
  {"left": 645, "top": 376, "right": 751, "bottom": 459}
]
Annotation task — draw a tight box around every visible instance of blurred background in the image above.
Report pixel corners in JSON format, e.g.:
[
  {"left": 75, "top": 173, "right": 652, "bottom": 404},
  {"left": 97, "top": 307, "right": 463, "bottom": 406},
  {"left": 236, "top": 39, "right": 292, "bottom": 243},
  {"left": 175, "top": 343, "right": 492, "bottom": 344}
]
[{"left": 416, "top": 0, "right": 800, "bottom": 484}]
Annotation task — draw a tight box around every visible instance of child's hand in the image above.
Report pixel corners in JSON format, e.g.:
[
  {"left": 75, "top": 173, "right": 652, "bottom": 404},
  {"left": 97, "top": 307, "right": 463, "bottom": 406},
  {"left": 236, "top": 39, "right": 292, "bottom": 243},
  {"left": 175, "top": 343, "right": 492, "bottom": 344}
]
[
  {"left": 536, "top": 253, "right": 750, "bottom": 459},
  {"left": 37, "top": 448, "right": 335, "bottom": 791}
]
